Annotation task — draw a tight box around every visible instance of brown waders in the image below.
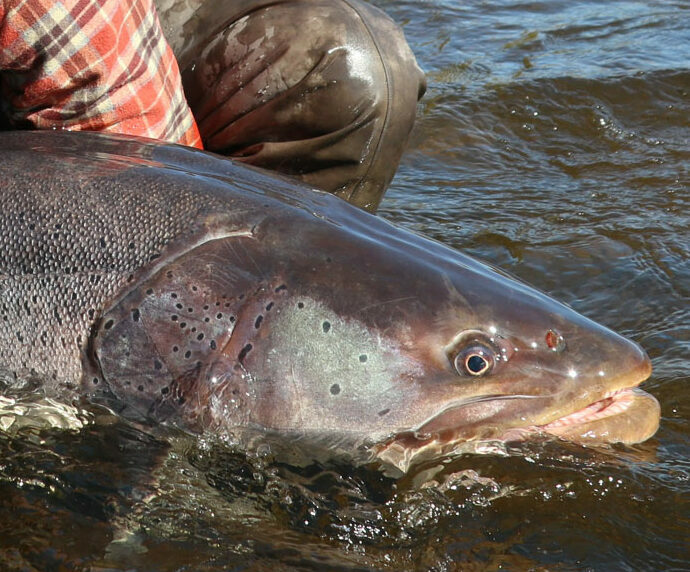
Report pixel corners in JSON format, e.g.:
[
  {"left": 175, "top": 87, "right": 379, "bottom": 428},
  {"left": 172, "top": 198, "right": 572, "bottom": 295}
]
[{"left": 154, "top": 0, "right": 426, "bottom": 211}]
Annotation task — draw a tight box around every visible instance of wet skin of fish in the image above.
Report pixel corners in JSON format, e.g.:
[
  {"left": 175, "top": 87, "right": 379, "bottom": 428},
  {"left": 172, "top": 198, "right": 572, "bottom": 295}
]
[{"left": 0, "top": 131, "right": 660, "bottom": 472}]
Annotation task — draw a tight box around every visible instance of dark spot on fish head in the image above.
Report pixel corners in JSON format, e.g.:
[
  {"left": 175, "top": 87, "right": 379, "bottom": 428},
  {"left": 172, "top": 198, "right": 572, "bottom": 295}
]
[
  {"left": 330, "top": 384, "right": 341, "bottom": 395},
  {"left": 378, "top": 408, "right": 390, "bottom": 416},
  {"left": 131, "top": 308, "right": 140, "bottom": 322},
  {"left": 238, "top": 343, "right": 253, "bottom": 362},
  {"left": 298, "top": 302, "right": 304, "bottom": 309},
  {"left": 104, "top": 319, "right": 114, "bottom": 330},
  {"left": 322, "top": 321, "right": 331, "bottom": 333},
  {"left": 359, "top": 354, "right": 368, "bottom": 363}
]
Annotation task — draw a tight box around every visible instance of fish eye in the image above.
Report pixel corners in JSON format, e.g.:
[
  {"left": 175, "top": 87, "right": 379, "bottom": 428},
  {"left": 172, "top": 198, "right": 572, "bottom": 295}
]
[
  {"left": 466, "top": 353, "right": 489, "bottom": 375},
  {"left": 445, "top": 330, "right": 500, "bottom": 378},
  {"left": 453, "top": 344, "right": 495, "bottom": 377}
]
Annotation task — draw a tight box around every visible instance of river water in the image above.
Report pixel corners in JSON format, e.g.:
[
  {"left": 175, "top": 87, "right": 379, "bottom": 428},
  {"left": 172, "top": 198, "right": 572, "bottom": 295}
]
[{"left": 2, "top": 1, "right": 688, "bottom": 570}]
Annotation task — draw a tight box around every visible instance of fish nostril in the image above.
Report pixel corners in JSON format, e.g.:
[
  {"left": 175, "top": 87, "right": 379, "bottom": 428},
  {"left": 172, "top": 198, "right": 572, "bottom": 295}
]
[{"left": 546, "top": 330, "right": 566, "bottom": 353}]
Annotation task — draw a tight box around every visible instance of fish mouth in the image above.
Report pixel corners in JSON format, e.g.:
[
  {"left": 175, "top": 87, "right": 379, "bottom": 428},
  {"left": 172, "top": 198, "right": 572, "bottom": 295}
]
[
  {"left": 375, "top": 384, "right": 659, "bottom": 474},
  {"left": 533, "top": 352, "right": 659, "bottom": 445},
  {"left": 411, "top": 385, "right": 660, "bottom": 446},
  {"left": 535, "top": 387, "right": 660, "bottom": 444}
]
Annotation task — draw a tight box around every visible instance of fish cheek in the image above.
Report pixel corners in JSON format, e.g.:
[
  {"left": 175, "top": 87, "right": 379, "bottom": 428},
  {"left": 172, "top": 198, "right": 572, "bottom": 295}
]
[{"left": 253, "top": 298, "right": 410, "bottom": 433}]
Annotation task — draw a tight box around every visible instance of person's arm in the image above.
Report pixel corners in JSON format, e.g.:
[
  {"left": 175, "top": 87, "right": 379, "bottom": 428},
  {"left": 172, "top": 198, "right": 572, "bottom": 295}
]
[{"left": 0, "top": 0, "right": 201, "bottom": 147}]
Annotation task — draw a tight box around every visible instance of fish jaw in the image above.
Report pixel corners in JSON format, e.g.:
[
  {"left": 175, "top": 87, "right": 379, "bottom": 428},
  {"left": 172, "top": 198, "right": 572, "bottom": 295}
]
[{"left": 373, "top": 346, "right": 657, "bottom": 473}]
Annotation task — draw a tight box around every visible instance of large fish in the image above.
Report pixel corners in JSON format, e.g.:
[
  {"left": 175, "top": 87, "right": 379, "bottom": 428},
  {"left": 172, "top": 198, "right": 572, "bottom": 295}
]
[{"left": 0, "top": 131, "right": 659, "bottom": 472}]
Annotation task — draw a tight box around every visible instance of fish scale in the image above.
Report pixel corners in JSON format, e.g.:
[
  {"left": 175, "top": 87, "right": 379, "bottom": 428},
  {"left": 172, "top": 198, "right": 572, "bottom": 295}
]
[{"left": 0, "top": 133, "right": 237, "bottom": 395}]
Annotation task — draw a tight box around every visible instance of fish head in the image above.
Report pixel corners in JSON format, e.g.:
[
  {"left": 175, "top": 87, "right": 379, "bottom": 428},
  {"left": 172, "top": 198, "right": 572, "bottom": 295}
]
[
  {"left": 90, "top": 190, "right": 658, "bottom": 472},
  {"left": 193, "top": 202, "right": 658, "bottom": 469}
]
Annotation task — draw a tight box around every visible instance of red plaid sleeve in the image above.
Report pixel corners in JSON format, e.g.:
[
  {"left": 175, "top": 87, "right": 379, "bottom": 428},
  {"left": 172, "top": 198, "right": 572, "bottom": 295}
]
[{"left": 0, "top": 0, "right": 202, "bottom": 148}]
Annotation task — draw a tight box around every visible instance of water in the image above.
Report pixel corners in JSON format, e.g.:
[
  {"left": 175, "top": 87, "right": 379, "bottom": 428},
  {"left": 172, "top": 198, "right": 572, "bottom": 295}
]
[{"left": 2, "top": 1, "right": 688, "bottom": 569}]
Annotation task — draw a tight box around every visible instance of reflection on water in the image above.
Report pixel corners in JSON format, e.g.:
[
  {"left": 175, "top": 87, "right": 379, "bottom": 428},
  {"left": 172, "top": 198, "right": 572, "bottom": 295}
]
[{"left": 2, "top": 0, "right": 689, "bottom": 569}]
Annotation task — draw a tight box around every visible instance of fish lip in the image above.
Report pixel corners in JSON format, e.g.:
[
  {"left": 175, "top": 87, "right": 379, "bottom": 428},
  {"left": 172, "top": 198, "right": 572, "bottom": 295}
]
[
  {"left": 532, "top": 383, "right": 661, "bottom": 446},
  {"left": 537, "top": 387, "right": 647, "bottom": 432}
]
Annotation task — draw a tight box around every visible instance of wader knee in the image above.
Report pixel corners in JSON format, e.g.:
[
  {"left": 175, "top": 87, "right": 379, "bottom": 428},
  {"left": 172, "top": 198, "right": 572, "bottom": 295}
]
[{"left": 155, "top": 0, "right": 426, "bottom": 211}]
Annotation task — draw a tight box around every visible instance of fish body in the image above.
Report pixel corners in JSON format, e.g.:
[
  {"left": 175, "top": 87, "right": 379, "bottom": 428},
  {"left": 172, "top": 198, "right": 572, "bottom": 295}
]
[{"left": 0, "top": 131, "right": 659, "bottom": 471}]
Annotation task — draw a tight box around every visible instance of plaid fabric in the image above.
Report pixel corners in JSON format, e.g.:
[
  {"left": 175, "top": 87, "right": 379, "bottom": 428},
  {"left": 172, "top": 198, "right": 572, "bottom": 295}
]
[{"left": 0, "top": 0, "right": 202, "bottom": 147}]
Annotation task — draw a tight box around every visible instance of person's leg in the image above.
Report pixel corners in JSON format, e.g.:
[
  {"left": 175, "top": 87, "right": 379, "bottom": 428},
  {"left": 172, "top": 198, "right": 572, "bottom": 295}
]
[{"left": 155, "top": 0, "right": 425, "bottom": 211}]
